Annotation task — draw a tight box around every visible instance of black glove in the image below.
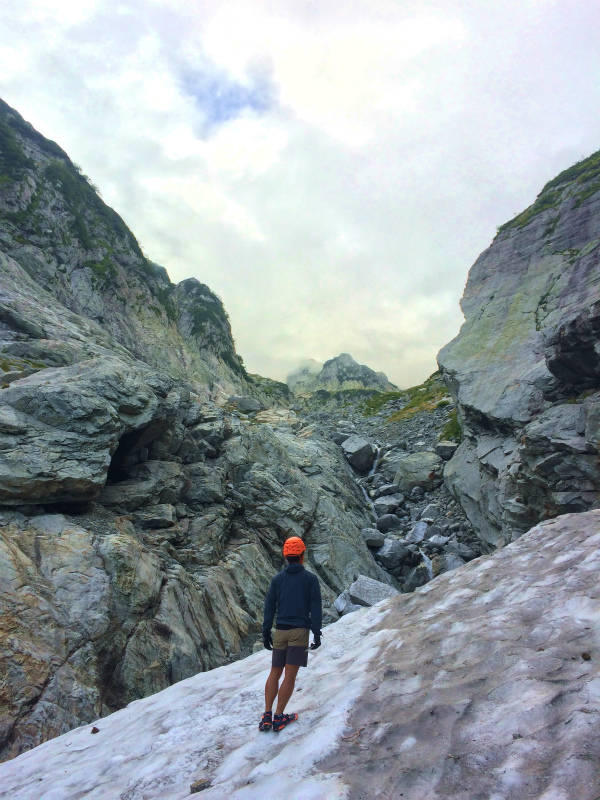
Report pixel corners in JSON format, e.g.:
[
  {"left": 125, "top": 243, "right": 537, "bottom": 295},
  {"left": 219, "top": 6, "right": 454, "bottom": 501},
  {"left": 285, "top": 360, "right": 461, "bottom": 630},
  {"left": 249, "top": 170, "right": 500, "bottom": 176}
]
[
  {"left": 310, "top": 632, "right": 322, "bottom": 650},
  {"left": 263, "top": 632, "right": 273, "bottom": 651}
]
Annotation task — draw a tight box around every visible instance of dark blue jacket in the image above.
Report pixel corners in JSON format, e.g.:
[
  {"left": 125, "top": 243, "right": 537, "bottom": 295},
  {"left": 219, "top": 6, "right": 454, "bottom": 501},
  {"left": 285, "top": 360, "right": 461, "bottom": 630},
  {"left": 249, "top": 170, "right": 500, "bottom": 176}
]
[{"left": 262, "top": 564, "right": 322, "bottom": 636}]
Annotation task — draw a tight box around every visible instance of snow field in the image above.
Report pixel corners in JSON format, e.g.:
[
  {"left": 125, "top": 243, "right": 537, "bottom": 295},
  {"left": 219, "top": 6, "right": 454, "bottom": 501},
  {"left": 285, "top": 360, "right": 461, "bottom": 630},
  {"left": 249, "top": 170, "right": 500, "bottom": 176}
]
[{"left": 0, "top": 603, "right": 394, "bottom": 800}]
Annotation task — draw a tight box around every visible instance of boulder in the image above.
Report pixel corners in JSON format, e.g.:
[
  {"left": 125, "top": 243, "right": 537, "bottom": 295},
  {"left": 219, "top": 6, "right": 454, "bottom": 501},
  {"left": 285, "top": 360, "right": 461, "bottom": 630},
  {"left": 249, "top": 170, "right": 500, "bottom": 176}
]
[
  {"left": 348, "top": 574, "right": 399, "bottom": 607},
  {"left": 334, "top": 591, "right": 363, "bottom": 616},
  {"left": 393, "top": 452, "right": 444, "bottom": 492},
  {"left": 446, "top": 542, "right": 478, "bottom": 561},
  {"left": 342, "top": 602, "right": 363, "bottom": 616},
  {"left": 435, "top": 440, "right": 459, "bottom": 461},
  {"left": 332, "top": 432, "right": 353, "bottom": 445},
  {"left": 373, "top": 494, "right": 403, "bottom": 516},
  {"left": 376, "top": 514, "right": 403, "bottom": 533},
  {"left": 432, "top": 553, "right": 467, "bottom": 576},
  {"left": 227, "top": 396, "right": 263, "bottom": 413},
  {"left": 373, "top": 483, "right": 401, "bottom": 499},
  {"left": 361, "top": 528, "right": 386, "bottom": 548},
  {"left": 420, "top": 503, "right": 441, "bottom": 520},
  {"left": 334, "top": 590, "right": 350, "bottom": 614},
  {"left": 374, "top": 538, "right": 409, "bottom": 570},
  {"left": 425, "top": 524, "right": 446, "bottom": 538},
  {"left": 405, "top": 521, "right": 428, "bottom": 544},
  {"left": 423, "top": 534, "right": 449, "bottom": 551},
  {"left": 341, "top": 435, "right": 377, "bottom": 473},
  {"left": 402, "top": 563, "right": 431, "bottom": 593}
]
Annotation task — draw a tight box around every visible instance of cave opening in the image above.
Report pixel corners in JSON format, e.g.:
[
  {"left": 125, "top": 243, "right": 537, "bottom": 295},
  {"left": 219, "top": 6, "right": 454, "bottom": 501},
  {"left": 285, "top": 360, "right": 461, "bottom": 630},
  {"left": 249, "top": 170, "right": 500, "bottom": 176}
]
[{"left": 106, "top": 427, "right": 151, "bottom": 484}]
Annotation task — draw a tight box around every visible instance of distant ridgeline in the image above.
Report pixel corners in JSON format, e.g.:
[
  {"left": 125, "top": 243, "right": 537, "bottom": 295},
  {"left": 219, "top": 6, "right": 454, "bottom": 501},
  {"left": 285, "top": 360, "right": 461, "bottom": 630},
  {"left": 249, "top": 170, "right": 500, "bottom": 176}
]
[{"left": 286, "top": 353, "right": 398, "bottom": 409}]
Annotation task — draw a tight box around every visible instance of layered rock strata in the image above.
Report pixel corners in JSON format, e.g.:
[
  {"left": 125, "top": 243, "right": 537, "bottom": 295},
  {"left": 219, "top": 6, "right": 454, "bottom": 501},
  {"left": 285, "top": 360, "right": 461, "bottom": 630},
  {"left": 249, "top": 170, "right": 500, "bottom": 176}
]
[{"left": 439, "top": 151, "right": 600, "bottom": 546}]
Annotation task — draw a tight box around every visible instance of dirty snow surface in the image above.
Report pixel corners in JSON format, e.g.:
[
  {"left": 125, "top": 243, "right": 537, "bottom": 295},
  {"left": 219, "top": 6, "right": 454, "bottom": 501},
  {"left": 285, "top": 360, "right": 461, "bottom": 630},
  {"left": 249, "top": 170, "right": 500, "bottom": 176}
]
[{"left": 2, "top": 512, "right": 600, "bottom": 800}]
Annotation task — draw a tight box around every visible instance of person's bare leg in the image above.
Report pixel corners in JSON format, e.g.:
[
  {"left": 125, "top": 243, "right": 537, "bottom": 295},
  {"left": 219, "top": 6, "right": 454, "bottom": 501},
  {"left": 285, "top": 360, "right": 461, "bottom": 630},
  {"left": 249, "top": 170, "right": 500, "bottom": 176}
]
[
  {"left": 275, "top": 664, "right": 300, "bottom": 715},
  {"left": 265, "top": 666, "right": 283, "bottom": 712}
]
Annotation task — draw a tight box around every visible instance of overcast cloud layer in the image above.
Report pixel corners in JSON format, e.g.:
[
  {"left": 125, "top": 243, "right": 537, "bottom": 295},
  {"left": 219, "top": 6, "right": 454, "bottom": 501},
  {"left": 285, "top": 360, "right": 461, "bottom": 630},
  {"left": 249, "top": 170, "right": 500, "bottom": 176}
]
[{"left": 1, "top": 0, "right": 599, "bottom": 386}]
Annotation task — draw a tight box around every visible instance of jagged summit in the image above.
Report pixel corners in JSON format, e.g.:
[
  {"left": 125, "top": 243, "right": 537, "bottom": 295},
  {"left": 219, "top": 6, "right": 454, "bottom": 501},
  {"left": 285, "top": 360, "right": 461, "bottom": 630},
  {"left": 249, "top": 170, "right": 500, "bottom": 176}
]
[{"left": 287, "top": 353, "right": 397, "bottom": 397}]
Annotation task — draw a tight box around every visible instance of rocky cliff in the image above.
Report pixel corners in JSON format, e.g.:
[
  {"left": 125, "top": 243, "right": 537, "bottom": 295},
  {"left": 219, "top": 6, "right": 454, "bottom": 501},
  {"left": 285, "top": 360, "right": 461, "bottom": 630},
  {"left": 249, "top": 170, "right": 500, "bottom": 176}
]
[
  {"left": 438, "top": 150, "right": 600, "bottom": 546},
  {"left": 0, "top": 100, "right": 391, "bottom": 760}
]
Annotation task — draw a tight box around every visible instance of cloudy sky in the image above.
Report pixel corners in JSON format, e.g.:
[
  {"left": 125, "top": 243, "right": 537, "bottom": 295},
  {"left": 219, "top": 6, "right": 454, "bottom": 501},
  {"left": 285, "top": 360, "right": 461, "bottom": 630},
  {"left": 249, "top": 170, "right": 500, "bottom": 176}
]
[{"left": 1, "top": 0, "right": 599, "bottom": 387}]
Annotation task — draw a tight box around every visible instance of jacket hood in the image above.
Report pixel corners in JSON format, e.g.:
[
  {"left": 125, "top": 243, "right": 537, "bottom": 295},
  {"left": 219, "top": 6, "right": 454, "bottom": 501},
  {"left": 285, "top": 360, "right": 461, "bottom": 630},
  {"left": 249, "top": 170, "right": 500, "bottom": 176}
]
[{"left": 284, "top": 564, "right": 305, "bottom": 574}]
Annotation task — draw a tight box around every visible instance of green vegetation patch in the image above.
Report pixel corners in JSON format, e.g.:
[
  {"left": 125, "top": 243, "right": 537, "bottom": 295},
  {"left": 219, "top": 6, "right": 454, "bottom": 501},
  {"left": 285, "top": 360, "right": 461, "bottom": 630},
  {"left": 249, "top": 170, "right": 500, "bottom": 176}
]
[
  {"left": 362, "top": 390, "right": 407, "bottom": 416},
  {"left": 542, "top": 149, "right": 600, "bottom": 193},
  {"left": 440, "top": 409, "right": 462, "bottom": 442},
  {"left": 83, "top": 255, "right": 118, "bottom": 282},
  {"left": 386, "top": 372, "right": 448, "bottom": 422},
  {"left": 0, "top": 354, "right": 47, "bottom": 373},
  {"left": 0, "top": 116, "right": 34, "bottom": 181},
  {"left": 497, "top": 148, "right": 600, "bottom": 236},
  {"left": 496, "top": 188, "right": 562, "bottom": 236},
  {"left": 155, "top": 285, "right": 177, "bottom": 322}
]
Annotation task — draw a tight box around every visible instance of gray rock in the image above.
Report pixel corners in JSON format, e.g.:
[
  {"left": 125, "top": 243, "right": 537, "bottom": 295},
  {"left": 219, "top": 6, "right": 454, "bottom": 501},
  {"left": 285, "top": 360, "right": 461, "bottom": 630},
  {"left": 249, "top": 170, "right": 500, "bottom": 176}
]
[
  {"left": 446, "top": 542, "right": 477, "bottom": 561},
  {"left": 432, "top": 553, "right": 467, "bottom": 576},
  {"left": 425, "top": 524, "right": 446, "bottom": 538},
  {"left": 332, "top": 432, "right": 353, "bottom": 445},
  {"left": 423, "top": 534, "right": 449, "bottom": 550},
  {"left": 376, "top": 514, "right": 403, "bottom": 533},
  {"left": 394, "top": 452, "right": 444, "bottom": 492},
  {"left": 348, "top": 574, "right": 400, "bottom": 607},
  {"left": 342, "top": 602, "right": 363, "bottom": 616},
  {"left": 375, "top": 537, "right": 409, "bottom": 570},
  {"left": 420, "top": 503, "right": 441, "bottom": 520},
  {"left": 435, "top": 440, "right": 459, "bottom": 460},
  {"left": 405, "top": 521, "right": 429, "bottom": 544},
  {"left": 334, "top": 590, "right": 351, "bottom": 614},
  {"left": 361, "top": 528, "right": 386, "bottom": 548},
  {"left": 227, "top": 396, "right": 263, "bottom": 413},
  {"left": 100, "top": 462, "right": 185, "bottom": 511},
  {"left": 134, "top": 504, "right": 176, "bottom": 528},
  {"left": 341, "top": 435, "right": 377, "bottom": 472},
  {"left": 373, "top": 483, "right": 401, "bottom": 498},
  {"left": 373, "top": 495, "right": 402, "bottom": 516},
  {"left": 403, "top": 563, "right": 431, "bottom": 593}
]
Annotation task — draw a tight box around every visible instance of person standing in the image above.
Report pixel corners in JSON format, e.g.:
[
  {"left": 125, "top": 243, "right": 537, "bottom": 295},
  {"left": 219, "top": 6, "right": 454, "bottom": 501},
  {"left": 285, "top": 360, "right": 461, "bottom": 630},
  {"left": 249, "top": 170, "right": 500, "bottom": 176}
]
[{"left": 259, "top": 536, "right": 322, "bottom": 732}]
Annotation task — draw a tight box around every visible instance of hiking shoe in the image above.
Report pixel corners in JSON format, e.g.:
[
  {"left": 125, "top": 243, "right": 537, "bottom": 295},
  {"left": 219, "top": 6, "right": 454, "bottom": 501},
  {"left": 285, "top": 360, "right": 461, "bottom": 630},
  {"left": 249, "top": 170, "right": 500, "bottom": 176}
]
[
  {"left": 258, "top": 712, "right": 272, "bottom": 732},
  {"left": 272, "top": 713, "right": 298, "bottom": 732}
]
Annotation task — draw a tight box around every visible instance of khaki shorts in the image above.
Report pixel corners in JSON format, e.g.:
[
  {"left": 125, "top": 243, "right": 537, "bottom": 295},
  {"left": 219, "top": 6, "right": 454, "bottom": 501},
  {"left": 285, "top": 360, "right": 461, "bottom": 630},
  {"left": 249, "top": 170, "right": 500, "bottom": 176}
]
[{"left": 272, "top": 628, "right": 310, "bottom": 668}]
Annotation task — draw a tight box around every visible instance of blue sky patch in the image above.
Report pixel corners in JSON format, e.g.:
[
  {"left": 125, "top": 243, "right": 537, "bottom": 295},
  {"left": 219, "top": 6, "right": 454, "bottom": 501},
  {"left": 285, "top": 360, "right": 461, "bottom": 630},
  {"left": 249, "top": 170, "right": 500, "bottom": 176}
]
[{"left": 182, "top": 66, "right": 275, "bottom": 134}]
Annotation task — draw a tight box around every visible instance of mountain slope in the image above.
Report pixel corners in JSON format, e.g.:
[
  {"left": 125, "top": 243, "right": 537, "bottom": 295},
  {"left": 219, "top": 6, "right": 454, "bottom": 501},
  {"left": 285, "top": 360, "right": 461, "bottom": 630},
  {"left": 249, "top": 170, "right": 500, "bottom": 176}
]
[
  {"left": 0, "top": 98, "right": 247, "bottom": 388},
  {"left": 1, "top": 511, "right": 598, "bottom": 799}
]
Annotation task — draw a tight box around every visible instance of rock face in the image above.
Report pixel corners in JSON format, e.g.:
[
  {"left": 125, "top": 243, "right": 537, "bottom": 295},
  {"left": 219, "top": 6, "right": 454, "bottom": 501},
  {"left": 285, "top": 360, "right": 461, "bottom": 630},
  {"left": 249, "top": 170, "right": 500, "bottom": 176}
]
[
  {"left": 439, "top": 150, "right": 600, "bottom": 546},
  {"left": 0, "top": 99, "right": 392, "bottom": 761}
]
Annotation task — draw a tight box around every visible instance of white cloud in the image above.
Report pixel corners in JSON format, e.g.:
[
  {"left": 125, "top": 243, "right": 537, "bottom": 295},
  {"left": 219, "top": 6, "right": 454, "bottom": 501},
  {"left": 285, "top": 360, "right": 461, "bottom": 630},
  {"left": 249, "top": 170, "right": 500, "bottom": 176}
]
[{"left": 0, "top": 0, "right": 599, "bottom": 387}]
